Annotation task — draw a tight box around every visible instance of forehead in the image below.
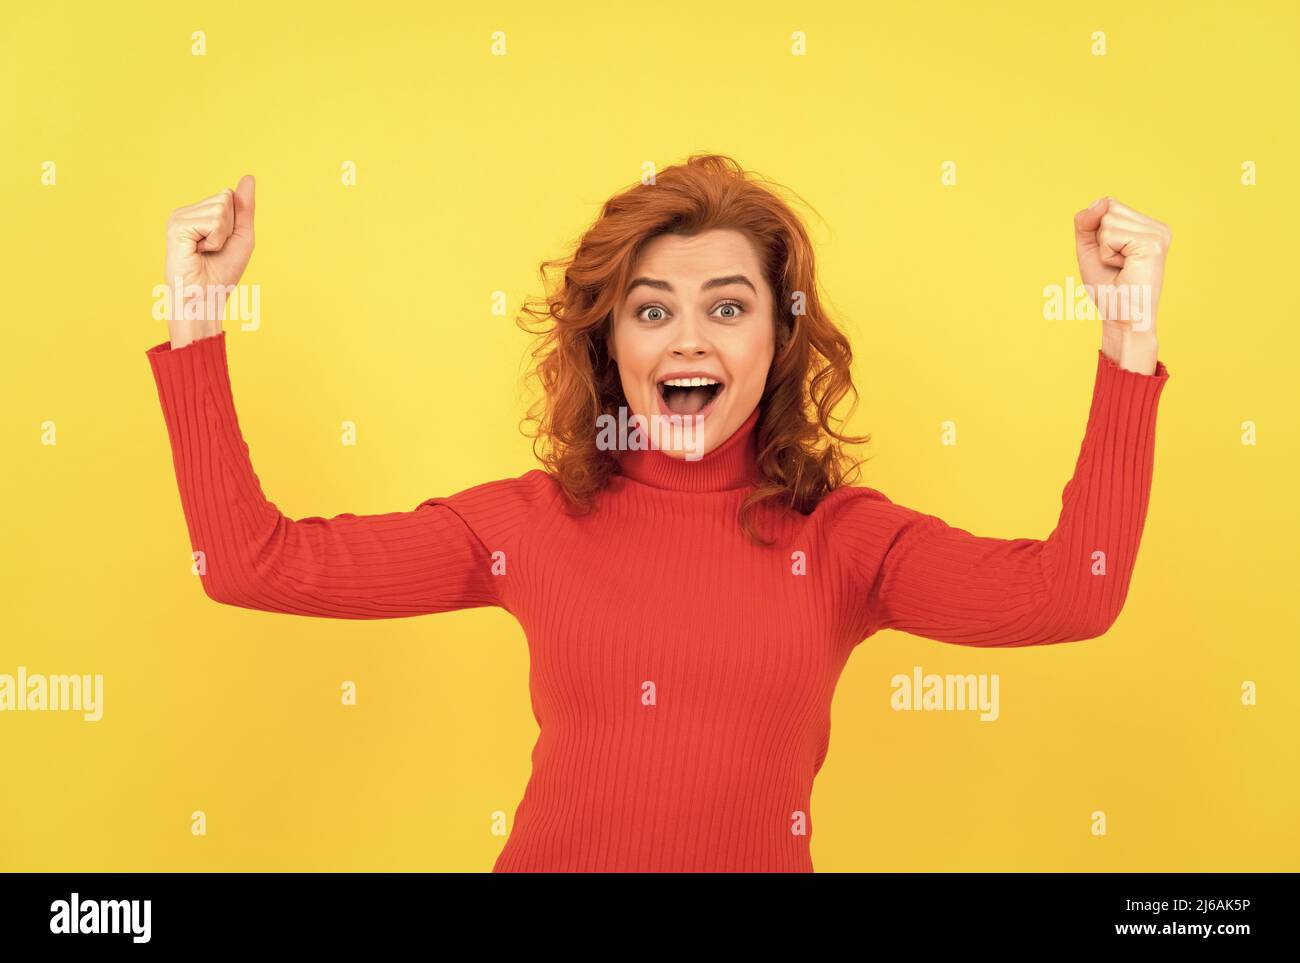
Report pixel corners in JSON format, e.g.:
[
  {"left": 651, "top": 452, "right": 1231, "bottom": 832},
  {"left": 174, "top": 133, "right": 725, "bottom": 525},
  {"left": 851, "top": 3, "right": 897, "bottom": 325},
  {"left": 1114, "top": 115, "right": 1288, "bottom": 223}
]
[{"left": 630, "top": 228, "right": 763, "bottom": 280}]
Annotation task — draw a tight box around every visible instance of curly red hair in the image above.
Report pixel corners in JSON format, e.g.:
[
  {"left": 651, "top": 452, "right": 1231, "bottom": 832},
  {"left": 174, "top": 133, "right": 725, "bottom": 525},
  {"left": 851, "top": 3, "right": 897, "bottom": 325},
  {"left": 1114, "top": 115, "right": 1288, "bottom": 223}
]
[{"left": 517, "top": 153, "right": 871, "bottom": 546}]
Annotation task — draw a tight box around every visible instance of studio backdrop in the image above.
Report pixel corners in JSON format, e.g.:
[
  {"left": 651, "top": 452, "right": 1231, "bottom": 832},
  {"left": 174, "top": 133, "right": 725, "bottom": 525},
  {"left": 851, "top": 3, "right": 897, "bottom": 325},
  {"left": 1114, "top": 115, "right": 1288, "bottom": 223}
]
[{"left": 2, "top": 0, "right": 1296, "bottom": 872}]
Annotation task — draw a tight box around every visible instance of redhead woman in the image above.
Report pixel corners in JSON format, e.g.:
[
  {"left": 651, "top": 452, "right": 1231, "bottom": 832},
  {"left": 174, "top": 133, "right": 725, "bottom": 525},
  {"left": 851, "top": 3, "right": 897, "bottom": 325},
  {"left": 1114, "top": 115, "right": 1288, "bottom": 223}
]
[{"left": 148, "top": 154, "right": 1170, "bottom": 872}]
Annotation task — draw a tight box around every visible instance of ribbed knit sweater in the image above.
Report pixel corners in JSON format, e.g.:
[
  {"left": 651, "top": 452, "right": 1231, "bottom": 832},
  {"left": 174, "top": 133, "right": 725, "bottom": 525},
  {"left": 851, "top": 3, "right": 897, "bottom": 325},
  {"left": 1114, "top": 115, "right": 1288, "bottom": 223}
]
[{"left": 146, "top": 332, "right": 1170, "bottom": 872}]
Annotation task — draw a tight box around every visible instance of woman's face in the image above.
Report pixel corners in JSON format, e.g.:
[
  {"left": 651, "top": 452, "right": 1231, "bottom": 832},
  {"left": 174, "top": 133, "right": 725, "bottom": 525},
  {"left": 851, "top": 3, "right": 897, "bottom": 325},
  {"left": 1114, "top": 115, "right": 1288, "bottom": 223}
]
[{"left": 608, "top": 228, "right": 776, "bottom": 459}]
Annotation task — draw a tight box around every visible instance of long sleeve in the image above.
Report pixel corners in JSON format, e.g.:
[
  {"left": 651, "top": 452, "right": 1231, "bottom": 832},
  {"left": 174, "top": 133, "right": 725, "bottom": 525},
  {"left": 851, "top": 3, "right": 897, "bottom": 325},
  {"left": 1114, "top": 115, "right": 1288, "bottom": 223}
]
[
  {"left": 844, "top": 349, "right": 1170, "bottom": 647},
  {"left": 145, "top": 332, "right": 543, "bottom": 619}
]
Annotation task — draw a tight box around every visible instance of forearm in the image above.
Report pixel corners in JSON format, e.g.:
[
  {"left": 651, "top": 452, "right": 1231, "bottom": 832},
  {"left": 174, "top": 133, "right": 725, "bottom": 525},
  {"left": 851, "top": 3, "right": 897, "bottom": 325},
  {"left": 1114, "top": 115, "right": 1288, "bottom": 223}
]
[
  {"left": 168, "top": 316, "right": 222, "bottom": 351},
  {"left": 1036, "top": 347, "right": 1169, "bottom": 639},
  {"left": 166, "top": 289, "right": 225, "bottom": 350}
]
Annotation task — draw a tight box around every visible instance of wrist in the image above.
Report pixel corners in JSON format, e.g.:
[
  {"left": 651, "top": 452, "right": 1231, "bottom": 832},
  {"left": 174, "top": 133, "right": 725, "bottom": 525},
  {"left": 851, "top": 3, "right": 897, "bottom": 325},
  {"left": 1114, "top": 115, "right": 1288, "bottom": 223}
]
[
  {"left": 168, "top": 318, "right": 221, "bottom": 351},
  {"left": 166, "top": 281, "right": 225, "bottom": 350},
  {"left": 1100, "top": 323, "right": 1159, "bottom": 375}
]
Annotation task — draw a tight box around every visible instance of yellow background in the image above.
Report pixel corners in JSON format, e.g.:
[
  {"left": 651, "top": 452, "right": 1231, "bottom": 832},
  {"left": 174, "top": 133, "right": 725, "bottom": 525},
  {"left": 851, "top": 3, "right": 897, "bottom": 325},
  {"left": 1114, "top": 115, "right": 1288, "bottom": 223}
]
[{"left": 2, "top": 0, "right": 1296, "bottom": 871}]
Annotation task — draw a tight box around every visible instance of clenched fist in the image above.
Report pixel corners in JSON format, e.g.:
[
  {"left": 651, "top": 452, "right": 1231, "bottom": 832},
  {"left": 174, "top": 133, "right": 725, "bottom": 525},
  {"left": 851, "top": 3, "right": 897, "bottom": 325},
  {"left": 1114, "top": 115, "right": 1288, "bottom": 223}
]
[
  {"left": 164, "top": 174, "right": 256, "bottom": 349},
  {"left": 1074, "top": 196, "right": 1170, "bottom": 375}
]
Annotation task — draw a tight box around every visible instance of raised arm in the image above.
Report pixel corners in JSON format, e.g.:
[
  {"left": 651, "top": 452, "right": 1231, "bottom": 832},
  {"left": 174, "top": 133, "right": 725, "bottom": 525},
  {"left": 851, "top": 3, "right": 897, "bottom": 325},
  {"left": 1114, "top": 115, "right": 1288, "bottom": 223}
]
[
  {"left": 149, "top": 173, "right": 541, "bottom": 619},
  {"left": 839, "top": 348, "right": 1169, "bottom": 647},
  {"left": 833, "top": 195, "right": 1175, "bottom": 647},
  {"left": 147, "top": 331, "right": 542, "bottom": 618}
]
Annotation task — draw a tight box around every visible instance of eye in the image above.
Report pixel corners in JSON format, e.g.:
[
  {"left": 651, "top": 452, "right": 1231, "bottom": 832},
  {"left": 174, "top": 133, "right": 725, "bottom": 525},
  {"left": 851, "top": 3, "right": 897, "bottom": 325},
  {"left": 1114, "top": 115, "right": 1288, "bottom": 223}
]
[{"left": 633, "top": 299, "right": 747, "bottom": 323}]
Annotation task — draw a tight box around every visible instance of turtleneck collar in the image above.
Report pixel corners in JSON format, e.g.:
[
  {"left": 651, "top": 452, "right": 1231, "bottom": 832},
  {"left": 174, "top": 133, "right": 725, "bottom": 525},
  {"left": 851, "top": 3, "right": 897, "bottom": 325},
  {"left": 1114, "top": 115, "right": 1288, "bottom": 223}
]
[{"left": 614, "top": 405, "right": 764, "bottom": 493}]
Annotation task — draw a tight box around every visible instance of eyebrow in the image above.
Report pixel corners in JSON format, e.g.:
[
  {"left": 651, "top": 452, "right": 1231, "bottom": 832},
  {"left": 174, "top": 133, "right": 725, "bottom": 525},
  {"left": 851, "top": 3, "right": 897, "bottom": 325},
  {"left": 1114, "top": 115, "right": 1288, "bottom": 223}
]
[{"left": 624, "top": 274, "right": 757, "bottom": 297}]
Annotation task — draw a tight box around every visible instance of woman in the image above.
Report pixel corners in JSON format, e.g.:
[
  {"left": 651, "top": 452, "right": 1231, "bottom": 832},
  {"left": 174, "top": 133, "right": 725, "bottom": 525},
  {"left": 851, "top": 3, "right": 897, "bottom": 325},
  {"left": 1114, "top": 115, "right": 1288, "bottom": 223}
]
[{"left": 148, "top": 154, "right": 1171, "bottom": 872}]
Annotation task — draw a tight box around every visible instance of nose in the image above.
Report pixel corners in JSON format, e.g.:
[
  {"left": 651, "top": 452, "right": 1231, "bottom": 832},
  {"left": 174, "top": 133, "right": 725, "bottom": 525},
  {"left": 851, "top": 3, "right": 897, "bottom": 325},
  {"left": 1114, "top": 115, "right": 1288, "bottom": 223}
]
[{"left": 668, "top": 313, "right": 711, "bottom": 359}]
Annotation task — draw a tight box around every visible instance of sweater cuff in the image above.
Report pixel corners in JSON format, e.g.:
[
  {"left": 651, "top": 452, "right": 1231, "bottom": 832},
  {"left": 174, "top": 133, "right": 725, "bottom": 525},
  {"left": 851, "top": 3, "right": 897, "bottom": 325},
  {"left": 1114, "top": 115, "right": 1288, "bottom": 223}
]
[
  {"left": 1096, "top": 347, "right": 1170, "bottom": 383},
  {"left": 145, "top": 331, "right": 226, "bottom": 360},
  {"left": 145, "top": 331, "right": 230, "bottom": 401},
  {"left": 1072, "top": 348, "right": 1169, "bottom": 496},
  {"left": 1091, "top": 347, "right": 1169, "bottom": 423}
]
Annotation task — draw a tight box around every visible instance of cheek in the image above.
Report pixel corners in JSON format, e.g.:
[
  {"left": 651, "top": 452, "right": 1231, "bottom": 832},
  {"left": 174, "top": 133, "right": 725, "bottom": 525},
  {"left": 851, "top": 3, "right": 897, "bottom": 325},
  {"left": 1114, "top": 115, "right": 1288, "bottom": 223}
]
[
  {"left": 612, "top": 325, "right": 661, "bottom": 377},
  {"left": 722, "top": 332, "right": 775, "bottom": 389}
]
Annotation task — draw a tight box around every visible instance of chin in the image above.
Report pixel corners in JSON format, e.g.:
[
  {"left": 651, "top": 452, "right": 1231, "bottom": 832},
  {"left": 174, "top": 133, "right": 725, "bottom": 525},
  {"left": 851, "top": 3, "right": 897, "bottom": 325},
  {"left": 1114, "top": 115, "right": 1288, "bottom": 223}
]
[{"left": 649, "top": 403, "right": 717, "bottom": 461}]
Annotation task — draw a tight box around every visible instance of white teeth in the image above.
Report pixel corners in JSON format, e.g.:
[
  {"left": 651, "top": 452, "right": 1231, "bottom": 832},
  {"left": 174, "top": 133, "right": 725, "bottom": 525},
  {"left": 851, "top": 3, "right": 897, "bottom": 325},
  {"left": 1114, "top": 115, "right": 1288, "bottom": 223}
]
[{"left": 661, "top": 377, "right": 720, "bottom": 388}]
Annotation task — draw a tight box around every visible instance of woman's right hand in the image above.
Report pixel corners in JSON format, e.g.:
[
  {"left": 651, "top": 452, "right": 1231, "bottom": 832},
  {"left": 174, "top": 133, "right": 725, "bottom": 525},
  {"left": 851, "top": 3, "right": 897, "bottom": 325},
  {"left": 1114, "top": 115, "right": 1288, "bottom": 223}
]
[{"left": 164, "top": 174, "right": 256, "bottom": 349}]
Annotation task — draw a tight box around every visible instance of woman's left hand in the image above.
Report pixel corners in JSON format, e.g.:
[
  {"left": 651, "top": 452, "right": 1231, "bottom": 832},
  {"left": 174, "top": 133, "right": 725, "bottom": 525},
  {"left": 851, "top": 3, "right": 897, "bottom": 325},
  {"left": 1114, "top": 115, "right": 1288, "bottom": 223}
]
[{"left": 1074, "top": 197, "right": 1171, "bottom": 374}]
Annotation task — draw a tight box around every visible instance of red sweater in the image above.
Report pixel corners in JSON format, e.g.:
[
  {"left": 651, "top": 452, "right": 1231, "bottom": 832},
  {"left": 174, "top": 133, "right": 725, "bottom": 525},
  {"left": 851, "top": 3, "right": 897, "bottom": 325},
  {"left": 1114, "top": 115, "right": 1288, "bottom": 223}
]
[{"left": 146, "top": 333, "right": 1170, "bottom": 872}]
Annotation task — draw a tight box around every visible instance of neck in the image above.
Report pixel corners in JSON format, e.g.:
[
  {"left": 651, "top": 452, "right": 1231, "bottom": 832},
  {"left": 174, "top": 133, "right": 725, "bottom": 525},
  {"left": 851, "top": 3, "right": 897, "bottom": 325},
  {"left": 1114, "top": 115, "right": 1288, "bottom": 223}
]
[{"left": 614, "top": 406, "right": 763, "bottom": 492}]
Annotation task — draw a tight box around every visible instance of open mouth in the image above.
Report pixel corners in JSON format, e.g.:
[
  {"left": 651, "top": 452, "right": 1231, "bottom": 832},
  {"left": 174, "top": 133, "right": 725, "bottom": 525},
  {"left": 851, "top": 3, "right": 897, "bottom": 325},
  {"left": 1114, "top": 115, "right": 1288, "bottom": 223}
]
[{"left": 657, "top": 377, "right": 725, "bottom": 418}]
